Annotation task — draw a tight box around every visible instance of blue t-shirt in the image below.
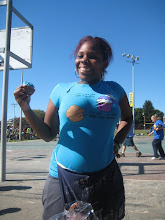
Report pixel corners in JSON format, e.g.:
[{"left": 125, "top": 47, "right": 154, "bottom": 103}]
[
  {"left": 49, "top": 80, "right": 125, "bottom": 177},
  {"left": 152, "top": 120, "right": 165, "bottom": 140}
]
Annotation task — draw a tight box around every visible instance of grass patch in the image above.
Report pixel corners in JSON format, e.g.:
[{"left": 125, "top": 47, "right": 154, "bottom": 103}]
[{"left": 135, "top": 129, "right": 150, "bottom": 136}]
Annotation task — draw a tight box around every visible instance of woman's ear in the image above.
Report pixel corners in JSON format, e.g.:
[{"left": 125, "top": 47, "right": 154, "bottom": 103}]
[{"left": 103, "top": 60, "right": 109, "bottom": 69}]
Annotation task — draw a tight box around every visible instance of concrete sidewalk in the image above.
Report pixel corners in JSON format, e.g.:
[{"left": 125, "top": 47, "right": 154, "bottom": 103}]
[
  {"left": 0, "top": 139, "right": 165, "bottom": 220},
  {"left": 118, "top": 153, "right": 165, "bottom": 220}
]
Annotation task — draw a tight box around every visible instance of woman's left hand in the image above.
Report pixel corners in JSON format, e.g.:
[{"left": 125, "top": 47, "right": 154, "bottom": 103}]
[{"left": 113, "top": 142, "right": 120, "bottom": 158}]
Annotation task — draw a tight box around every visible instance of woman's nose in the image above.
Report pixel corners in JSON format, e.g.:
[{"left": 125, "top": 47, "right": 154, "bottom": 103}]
[{"left": 81, "top": 57, "right": 89, "bottom": 63}]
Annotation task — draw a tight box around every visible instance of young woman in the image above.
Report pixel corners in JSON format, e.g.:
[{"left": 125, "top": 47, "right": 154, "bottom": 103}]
[
  {"left": 14, "top": 36, "right": 132, "bottom": 220},
  {"left": 149, "top": 114, "right": 165, "bottom": 159}
]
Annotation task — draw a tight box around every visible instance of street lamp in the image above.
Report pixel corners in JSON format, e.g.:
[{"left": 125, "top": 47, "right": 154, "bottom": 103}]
[
  {"left": 142, "top": 112, "right": 146, "bottom": 130},
  {"left": 122, "top": 53, "right": 139, "bottom": 132},
  {"left": 11, "top": 103, "right": 17, "bottom": 130},
  {"left": 19, "top": 69, "right": 23, "bottom": 140}
]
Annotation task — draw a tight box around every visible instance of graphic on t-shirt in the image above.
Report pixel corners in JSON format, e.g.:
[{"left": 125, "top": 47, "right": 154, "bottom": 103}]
[
  {"left": 97, "top": 95, "right": 118, "bottom": 112},
  {"left": 66, "top": 105, "right": 85, "bottom": 122}
]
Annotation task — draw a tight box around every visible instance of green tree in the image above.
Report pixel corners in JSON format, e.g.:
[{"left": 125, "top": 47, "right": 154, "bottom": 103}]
[
  {"left": 14, "top": 117, "right": 30, "bottom": 129},
  {"left": 143, "top": 100, "right": 155, "bottom": 122},
  {"left": 9, "top": 110, "right": 45, "bottom": 131},
  {"left": 154, "top": 109, "right": 164, "bottom": 120},
  {"left": 135, "top": 108, "right": 143, "bottom": 124},
  {"left": 134, "top": 108, "right": 144, "bottom": 129},
  {"left": 134, "top": 100, "right": 164, "bottom": 129}
]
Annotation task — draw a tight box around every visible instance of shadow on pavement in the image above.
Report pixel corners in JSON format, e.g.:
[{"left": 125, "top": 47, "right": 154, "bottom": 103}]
[
  {"left": 9, "top": 155, "right": 47, "bottom": 161},
  {"left": 5, "top": 178, "right": 46, "bottom": 182},
  {"left": 119, "top": 162, "right": 165, "bottom": 175},
  {"left": 0, "top": 208, "right": 21, "bottom": 216},
  {"left": 0, "top": 185, "right": 32, "bottom": 191}
]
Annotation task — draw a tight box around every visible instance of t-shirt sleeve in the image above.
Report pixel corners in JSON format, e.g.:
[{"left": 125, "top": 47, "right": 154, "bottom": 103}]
[
  {"left": 50, "top": 84, "right": 61, "bottom": 108},
  {"left": 107, "top": 81, "right": 125, "bottom": 103}
]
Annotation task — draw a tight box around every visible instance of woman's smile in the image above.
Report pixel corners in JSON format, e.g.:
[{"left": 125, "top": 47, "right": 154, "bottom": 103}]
[{"left": 78, "top": 66, "right": 92, "bottom": 73}]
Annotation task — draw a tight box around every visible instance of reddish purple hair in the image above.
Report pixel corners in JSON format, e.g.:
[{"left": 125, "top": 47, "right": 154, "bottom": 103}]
[{"left": 73, "top": 36, "right": 113, "bottom": 67}]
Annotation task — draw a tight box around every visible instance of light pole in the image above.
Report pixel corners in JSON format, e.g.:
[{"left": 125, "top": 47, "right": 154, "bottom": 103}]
[
  {"left": 122, "top": 53, "right": 139, "bottom": 133},
  {"left": 19, "top": 69, "right": 23, "bottom": 140},
  {"left": 142, "top": 112, "right": 146, "bottom": 130},
  {"left": 11, "top": 103, "right": 17, "bottom": 130}
]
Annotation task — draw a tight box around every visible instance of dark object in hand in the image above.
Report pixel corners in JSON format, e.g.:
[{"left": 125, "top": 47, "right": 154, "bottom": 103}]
[{"left": 23, "top": 81, "right": 35, "bottom": 95}]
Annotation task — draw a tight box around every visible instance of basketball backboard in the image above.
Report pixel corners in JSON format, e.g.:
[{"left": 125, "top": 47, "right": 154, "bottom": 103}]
[{"left": 0, "top": 26, "right": 33, "bottom": 70}]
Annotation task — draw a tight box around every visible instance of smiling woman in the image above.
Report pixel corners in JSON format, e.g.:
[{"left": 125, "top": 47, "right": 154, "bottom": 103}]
[{"left": 14, "top": 35, "right": 133, "bottom": 220}]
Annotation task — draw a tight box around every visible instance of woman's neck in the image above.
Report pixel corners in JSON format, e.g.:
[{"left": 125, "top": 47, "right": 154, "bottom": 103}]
[{"left": 78, "top": 79, "right": 101, "bottom": 85}]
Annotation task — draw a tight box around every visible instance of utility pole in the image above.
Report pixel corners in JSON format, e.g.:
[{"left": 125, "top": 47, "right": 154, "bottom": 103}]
[
  {"left": 0, "top": 0, "right": 12, "bottom": 182},
  {"left": 122, "top": 53, "right": 139, "bottom": 133},
  {"left": 11, "top": 103, "right": 17, "bottom": 130},
  {"left": 19, "top": 69, "right": 23, "bottom": 140}
]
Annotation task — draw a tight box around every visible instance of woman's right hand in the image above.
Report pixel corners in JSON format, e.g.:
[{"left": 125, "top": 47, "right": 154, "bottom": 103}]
[{"left": 14, "top": 85, "right": 33, "bottom": 112}]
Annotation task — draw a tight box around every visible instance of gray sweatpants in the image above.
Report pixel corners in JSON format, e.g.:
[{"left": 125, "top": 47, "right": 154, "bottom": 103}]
[{"left": 42, "top": 175, "right": 63, "bottom": 220}]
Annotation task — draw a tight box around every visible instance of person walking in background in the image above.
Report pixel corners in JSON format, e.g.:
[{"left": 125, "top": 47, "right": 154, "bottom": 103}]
[
  {"left": 120, "top": 123, "right": 142, "bottom": 157},
  {"left": 148, "top": 114, "right": 165, "bottom": 160},
  {"left": 14, "top": 36, "right": 133, "bottom": 220}
]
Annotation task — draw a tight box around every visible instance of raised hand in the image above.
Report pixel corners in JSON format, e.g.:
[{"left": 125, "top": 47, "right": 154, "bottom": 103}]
[{"left": 14, "top": 84, "right": 34, "bottom": 112}]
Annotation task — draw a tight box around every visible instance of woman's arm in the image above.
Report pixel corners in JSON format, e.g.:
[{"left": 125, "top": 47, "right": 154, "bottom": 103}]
[
  {"left": 23, "top": 100, "right": 59, "bottom": 142},
  {"left": 14, "top": 85, "right": 59, "bottom": 142},
  {"left": 148, "top": 130, "right": 154, "bottom": 136},
  {"left": 114, "top": 93, "right": 133, "bottom": 144},
  {"left": 156, "top": 122, "right": 165, "bottom": 131},
  {"left": 156, "top": 127, "right": 165, "bottom": 131}
]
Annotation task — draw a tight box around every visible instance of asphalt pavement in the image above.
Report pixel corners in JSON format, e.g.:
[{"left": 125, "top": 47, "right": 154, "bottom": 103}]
[{"left": 0, "top": 137, "right": 165, "bottom": 220}]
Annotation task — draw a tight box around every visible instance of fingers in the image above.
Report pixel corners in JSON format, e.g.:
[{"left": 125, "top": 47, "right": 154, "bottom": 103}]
[
  {"left": 14, "top": 85, "right": 27, "bottom": 102},
  {"left": 113, "top": 144, "right": 120, "bottom": 158},
  {"left": 14, "top": 85, "right": 26, "bottom": 96},
  {"left": 116, "top": 154, "right": 121, "bottom": 158},
  {"left": 14, "top": 85, "right": 32, "bottom": 111},
  {"left": 114, "top": 150, "right": 120, "bottom": 158}
]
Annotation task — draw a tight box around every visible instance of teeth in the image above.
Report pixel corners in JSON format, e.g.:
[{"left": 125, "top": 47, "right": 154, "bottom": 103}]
[{"left": 79, "top": 67, "right": 91, "bottom": 71}]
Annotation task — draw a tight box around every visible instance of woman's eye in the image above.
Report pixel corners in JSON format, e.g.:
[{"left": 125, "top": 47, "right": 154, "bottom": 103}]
[
  {"left": 76, "top": 54, "right": 97, "bottom": 59},
  {"left": 89, "top": 56, "right": 96, "bottom": 59},
  {"left": 77, "top": 55, "right": 83, "bottom": 58}
]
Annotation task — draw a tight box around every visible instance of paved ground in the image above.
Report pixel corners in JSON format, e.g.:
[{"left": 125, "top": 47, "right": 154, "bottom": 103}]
[{"left": 0, "top": 137, "right": 165, "bottom": 220}]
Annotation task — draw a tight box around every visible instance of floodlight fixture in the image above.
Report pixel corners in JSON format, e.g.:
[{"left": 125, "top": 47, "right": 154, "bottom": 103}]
[{"left": 122, "top": 52, "right": 140, "bottom": 134}]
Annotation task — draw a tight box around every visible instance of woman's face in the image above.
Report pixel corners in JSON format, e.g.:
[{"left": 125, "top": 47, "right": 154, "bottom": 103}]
[
  {"left": 75, "top": 41, "right": 107, "bottom": 83},
  {"left": 151, "top": 116, "right": 156, "bottom": 123}
]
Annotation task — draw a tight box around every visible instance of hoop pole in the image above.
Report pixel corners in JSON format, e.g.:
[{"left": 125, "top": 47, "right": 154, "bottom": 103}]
[
  {"left": 0, "top": 0, "right": 12, "bottom": 182},
  {"left": 19, "top": 69, "right": 23, "bottom": 140}
]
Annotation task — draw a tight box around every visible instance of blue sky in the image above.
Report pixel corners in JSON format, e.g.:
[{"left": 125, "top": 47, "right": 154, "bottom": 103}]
[{"left": 0, "top": 0, "right": 165, "bottom": 121}]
